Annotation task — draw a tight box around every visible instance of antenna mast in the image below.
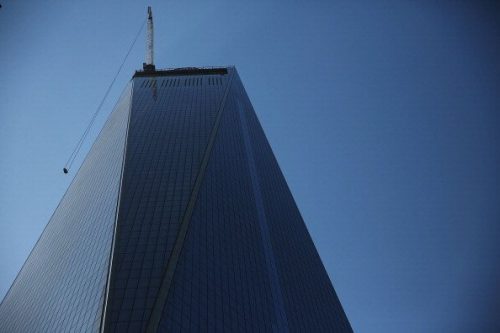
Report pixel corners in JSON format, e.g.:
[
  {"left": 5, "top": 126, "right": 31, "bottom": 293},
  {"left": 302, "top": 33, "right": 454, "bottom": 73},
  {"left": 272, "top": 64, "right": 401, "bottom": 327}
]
[{"left": 143, "top": 6, "right": 155, "bottom": 71}]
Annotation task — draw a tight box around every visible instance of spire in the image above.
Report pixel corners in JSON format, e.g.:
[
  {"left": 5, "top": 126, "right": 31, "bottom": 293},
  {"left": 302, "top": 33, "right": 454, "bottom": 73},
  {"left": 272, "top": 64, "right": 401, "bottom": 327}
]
[{"left": 143, "top": 6, "right": 155, "bottom": 72}]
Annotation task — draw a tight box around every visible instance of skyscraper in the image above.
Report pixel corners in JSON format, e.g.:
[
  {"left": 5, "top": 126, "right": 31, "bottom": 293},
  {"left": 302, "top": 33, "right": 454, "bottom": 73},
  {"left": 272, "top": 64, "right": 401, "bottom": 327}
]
[{"left": 0, "top": 9, "right": 351, "bottom": 333}]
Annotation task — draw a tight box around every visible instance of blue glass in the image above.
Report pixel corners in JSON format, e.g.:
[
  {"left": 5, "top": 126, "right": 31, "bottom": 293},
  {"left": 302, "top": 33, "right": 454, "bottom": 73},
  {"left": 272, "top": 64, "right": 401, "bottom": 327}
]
[
  {"left": 104, "top": 71, "right": 232, "bottom": 332},
  {"left": 0, "top": 83, "right": 132, "bottom": 332},
  {"left": 157, "top": 70, "right": 352, "bottom": 332},
  {"left": 159, "top": 75, "right": 278, "bottom": 331},
  {"left": 235, "top": 73, "right": 352, "bottom": 332}
]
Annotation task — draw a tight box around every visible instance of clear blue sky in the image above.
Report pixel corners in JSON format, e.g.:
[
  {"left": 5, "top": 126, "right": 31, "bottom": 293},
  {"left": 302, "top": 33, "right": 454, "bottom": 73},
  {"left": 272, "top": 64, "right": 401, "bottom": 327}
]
[{"left": 1, "top": 1, "right": 499, "bottom": 332}]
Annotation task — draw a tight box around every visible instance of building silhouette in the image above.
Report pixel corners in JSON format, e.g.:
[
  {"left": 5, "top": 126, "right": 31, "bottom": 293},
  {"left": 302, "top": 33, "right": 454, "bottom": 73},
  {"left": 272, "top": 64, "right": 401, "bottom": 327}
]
[{"left": 0, "top": 9, "right": 351, "bottom": 333}]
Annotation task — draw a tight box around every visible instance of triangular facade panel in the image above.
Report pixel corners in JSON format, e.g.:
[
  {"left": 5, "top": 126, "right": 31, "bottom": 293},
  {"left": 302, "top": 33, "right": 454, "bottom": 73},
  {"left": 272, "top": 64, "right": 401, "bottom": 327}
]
[{"left": 0, "top": 83, "right": 132, "bottom": 332}]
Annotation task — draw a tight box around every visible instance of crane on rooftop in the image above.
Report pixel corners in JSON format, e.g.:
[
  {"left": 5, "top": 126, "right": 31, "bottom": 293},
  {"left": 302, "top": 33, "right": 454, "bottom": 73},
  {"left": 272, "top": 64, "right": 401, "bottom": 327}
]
[{"left": 143, "top": 6, "right": 155, "bottom": 72}]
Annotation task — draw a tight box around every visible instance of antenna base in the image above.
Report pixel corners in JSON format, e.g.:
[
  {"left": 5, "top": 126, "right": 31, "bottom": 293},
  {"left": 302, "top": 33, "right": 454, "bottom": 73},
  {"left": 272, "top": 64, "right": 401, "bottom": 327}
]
[{"left": 143, "top": 63, "right": 156, "bottom": 72}]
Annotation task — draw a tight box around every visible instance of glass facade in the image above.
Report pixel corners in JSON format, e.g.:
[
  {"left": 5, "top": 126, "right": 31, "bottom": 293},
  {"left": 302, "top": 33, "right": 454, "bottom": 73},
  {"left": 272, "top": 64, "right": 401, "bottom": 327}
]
[
  {"left": 156, "top": 70, "right": 352, "bottom": 332},
  {"left": 0, "top": 67, "right": 351, "bottom": 332},
  {"left": 233, "top": 76, "right": 352, "bottom": 332},
  {"left": 0, "top": 83, "right": 132, "bottom": 332},
  {"left": 104, "top": 70, "right": 233, "bottom": 332}
]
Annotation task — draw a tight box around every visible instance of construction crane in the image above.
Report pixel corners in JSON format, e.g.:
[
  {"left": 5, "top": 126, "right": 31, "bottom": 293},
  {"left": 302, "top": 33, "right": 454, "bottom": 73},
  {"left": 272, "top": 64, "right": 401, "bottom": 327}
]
[{"left": 143, "top": 6, "right": 155, "bottom": 72}]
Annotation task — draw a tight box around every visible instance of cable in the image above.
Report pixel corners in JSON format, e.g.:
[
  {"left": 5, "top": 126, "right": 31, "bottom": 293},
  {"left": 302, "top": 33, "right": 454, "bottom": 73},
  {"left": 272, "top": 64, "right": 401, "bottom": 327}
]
[{"left": 63, "top": 18, "right": 146, "bottom": 174}]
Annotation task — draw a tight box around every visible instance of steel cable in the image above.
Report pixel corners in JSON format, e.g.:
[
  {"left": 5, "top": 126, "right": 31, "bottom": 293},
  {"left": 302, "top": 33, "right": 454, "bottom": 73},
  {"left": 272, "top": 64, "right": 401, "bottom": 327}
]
[{"left": 63, "top": 18, "right": 146, "bottom": 174}]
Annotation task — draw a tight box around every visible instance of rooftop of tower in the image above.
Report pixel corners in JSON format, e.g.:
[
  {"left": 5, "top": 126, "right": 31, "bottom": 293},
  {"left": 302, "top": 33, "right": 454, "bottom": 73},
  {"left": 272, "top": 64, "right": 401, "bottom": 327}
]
[
  {"left": 133, "top": 66, "right": 230, "bottom": 78},
  {"left": 136, "top": 7, "right": 231, "bottom": 79}
]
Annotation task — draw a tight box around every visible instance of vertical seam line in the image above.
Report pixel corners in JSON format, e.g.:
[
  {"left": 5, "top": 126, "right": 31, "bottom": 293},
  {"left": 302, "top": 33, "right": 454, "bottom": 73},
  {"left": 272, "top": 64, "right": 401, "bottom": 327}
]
[{"left": 99, "top": 81, "right": 135, "bottom": 333}]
